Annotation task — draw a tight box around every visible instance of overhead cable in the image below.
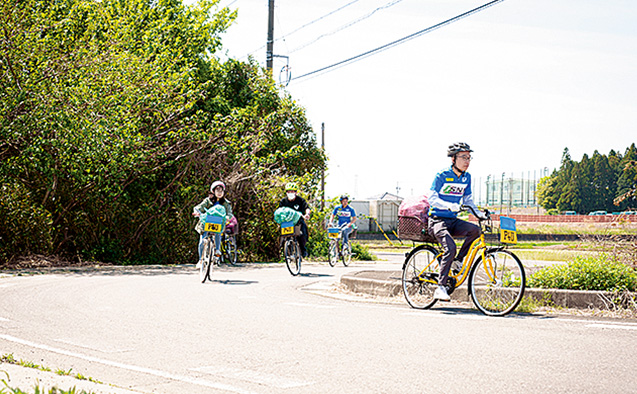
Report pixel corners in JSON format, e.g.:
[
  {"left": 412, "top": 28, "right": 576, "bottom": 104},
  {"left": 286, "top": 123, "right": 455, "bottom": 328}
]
[
  {"left": 291, "top": 0, "right": 506, "bottom": 82},
  {"left": 241, "top": 0, "right": 361, "bottom": 60},
  {"left": 290, "top": 0, "right": 405, "bottom": 54}
]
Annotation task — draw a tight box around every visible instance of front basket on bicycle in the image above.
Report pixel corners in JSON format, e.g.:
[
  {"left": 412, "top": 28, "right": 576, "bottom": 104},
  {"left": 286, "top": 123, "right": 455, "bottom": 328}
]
[{"left": 398, "top": 216, "right": 437, "bottom": 243}]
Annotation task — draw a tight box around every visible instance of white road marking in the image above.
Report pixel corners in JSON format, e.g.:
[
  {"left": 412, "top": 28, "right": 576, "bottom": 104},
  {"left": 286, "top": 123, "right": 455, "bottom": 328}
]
[
  {"left": 0, "top": 334, "right": 260, "bottom": 394},
  {"left": 284, "top": 302, "right": 336, "bottom": 309},
  {"left": 586, "top": 323, "right": 637, "bottom": 331},
  {"left": 193, "top": 366, "right": 313, "bottom": 389},
  {"left": 550, "top": 317, "right": 637, "bottom": 328},
  {"left": 0, "top": 317, "right": 10, "bottom": 322},
  {"left": 53, "top": 338, "right": 134, "bottom": 353}
]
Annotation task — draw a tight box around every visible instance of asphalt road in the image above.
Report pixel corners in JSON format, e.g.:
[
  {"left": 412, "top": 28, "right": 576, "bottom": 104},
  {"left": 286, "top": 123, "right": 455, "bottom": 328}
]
[{"left": 1, "top": 260, "right": 637, "bottom": 394}]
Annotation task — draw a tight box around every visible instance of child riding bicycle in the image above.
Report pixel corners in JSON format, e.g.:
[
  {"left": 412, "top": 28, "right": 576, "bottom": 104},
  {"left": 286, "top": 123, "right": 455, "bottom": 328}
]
[{"left": 193, "top": 180, "right": 235, "bottom": 266}]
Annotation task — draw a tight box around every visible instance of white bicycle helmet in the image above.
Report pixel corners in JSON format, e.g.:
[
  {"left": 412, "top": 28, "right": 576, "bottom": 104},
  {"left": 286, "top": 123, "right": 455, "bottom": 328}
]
[{"left": 210, "top": 180, "right": 226, "bottom": 192}]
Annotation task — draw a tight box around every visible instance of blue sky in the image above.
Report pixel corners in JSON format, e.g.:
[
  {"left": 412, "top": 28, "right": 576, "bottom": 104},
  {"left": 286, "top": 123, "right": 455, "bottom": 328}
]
[{"left": 213, "top": 0, "right": 637, "bottom": 200}]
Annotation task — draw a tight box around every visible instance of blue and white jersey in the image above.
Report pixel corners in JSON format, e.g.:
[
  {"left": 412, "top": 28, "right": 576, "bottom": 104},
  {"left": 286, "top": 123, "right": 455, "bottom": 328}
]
[
  {"left": 333, "top": 205, "right": 356, "bottom": 226},
  {"left": 428, "top": 166, "right": 477, "bottom": 218}
]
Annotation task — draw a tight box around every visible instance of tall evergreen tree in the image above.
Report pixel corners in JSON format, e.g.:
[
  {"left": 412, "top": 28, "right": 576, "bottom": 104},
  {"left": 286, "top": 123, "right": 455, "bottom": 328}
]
[{"left": 591, "top": 151, "right": 616, "bottom": 211}]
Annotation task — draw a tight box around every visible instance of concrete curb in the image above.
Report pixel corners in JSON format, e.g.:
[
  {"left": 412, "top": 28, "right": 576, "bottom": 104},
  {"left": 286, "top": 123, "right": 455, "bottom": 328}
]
[{"left": 341, "top": 270, "right": 637, "bottom": 309}]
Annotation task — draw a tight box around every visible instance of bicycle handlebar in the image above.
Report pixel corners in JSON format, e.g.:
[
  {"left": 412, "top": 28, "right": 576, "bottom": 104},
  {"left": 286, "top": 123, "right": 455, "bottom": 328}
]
[{"left": 461, "top": 205, "right": 490, "bottom": 221}]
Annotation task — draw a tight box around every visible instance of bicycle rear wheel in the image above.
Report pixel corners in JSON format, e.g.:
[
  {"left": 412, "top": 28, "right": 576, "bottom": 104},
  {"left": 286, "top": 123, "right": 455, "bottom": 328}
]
[
  {"left": 200, "top": 237, "right": 213, "bottom": 283},
  {"left": 401, "top": 245, "right": 441, "bottom": 309},
  {"left": 341, "top": 243, "right": 351, "bottom": 267},
  {"left": 328, "top": 240, "right": 338, "bottom": 267},
  {"left": 469, "top": 249, "right": 526, "bottom": 316},
  {"left": 284, "top": 239, "right": 301, "bottom": 276}
]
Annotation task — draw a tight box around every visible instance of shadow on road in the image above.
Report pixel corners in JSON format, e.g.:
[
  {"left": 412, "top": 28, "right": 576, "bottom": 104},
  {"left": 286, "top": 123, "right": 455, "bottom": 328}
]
[
  {"left": 411, "top": 304, "right": 537, "bottom": 319},
  {"left": 298, "top": 272, "right": 333, "bottom": 278},
  {"left": 0, "top": 264, "right": 272, "bottom": 278},
  {"left": 211, "top": 279, "right": 259, "bottom": 285}
]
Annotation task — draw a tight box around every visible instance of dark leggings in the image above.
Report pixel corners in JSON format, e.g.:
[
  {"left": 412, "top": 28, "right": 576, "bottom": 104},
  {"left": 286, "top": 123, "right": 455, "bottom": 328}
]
[
  {"left": 428, "top": 217, "right": 480, "bottom": 287},
  {"left": 298, "top": 219, "right": 309, "bottom": 256}
]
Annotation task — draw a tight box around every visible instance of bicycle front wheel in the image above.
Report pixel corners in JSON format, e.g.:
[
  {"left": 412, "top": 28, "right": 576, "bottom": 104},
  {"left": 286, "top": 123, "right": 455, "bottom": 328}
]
[
  {"left": 328, "top": 240, "right": 338, "bottom": 267},
  {"left": 401, "top": 245, "right": 441, "bottom": 309},
  {"left": 284, "top": 239, "right": 301, "bottom": 276},
  {"left": 223, "top": 235, "right": 238, "bottom": 265},
  {"left": 341, "top": 243, "right": 352, "bottom": 267},
  {"left": 469, "top": 249, "right": 526, "bottom": 316},
  {"left": 200, "top": 237, "right": 213, "bottom": 283}
]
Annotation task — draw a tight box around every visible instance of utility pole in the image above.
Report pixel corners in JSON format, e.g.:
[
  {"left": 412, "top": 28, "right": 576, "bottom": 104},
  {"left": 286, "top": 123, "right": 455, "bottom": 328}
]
[
  {"left": 500, "top": 172, "right": 505, "bottom": 215},
  {"left": 486, "top": 175, "right": 491, "bottom": 207},
  {"left": 266, "top": 0, "right": 274, "bottom": 72},
  {"left": 321, "top": 122, "right": 325, "bottom": 209}
]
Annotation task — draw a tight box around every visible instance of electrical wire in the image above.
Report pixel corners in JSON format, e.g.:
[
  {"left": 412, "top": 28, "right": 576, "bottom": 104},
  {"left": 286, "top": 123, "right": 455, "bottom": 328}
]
[
  {"left": 290, "top": 0, "right": 405, "bottom": 54},
  {"left": 291, "top": 0, "right": 506, "bottom": 82},
  {"left": 284, "top": 0, "right": 361, "bottom": 39},
  {"left": 241, "top": 0, "right": 361, "bottom": 60}
]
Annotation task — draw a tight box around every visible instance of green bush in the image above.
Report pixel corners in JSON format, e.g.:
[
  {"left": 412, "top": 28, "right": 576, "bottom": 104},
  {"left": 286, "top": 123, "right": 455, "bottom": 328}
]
[
  {"left": 351, "top": 242, "right": 375, "bottom": 261},
  {"left": 528, "top": 255, "right": 637, "bottom": 291},
  {"left": 0, "top": 183, "right": 54, "bottom": 262}
]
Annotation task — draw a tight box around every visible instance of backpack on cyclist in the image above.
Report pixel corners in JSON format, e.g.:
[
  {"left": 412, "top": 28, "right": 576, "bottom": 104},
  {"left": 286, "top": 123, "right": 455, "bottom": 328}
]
[{"left": 397, "top": 195, "right": 436, "bottom": 242}]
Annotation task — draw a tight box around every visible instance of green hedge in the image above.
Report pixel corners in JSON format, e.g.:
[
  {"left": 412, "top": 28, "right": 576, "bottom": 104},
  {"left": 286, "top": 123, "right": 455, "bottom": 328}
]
[{"left": 528, "top": 255, "right": 637, "bottom": 292}]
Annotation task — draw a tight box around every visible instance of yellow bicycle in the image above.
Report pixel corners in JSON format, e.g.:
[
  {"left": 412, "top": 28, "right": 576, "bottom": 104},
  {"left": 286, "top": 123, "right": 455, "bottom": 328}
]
[{"left": 401, "top": 206, "right": 526, "bottom": 316}]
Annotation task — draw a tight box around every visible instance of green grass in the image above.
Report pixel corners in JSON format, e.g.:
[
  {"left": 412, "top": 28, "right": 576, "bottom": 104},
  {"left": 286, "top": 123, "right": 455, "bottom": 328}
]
[
  {"left": 1, "top": 353, "right": 102, "bottom": 392},
  {"left": 514, "top": 293, "right": 557, "bottom": 313},
  {"left": 513, "top": 249, "right": 596, "bottom": 262}
]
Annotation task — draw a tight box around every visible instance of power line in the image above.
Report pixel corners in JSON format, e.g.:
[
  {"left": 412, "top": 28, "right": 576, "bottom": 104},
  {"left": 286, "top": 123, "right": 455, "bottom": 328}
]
[
  {"left": 291, "top": 0, "right": 506, "bottom": 82},
  {"left": 284, "top": 0, "right": 361, "bottom": 39},
  {"left": 241, "top": 0, "right": 361, "bottom": 60},
  {"left": 290, "top": 0, "right": 405, "bottom": 54}
]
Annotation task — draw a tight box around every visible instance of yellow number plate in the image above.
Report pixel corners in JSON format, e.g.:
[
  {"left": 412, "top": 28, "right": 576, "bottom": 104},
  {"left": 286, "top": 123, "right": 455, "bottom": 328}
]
[
  {"left": 328, "top": 232, "right": 339, "bottom": 239},
  {"left": 205, "top": 222, "right": 223, "bottom": 233},
  {"left": 500, "top": 229, "right": 518, "bottom": 244},
  {"left": 281, "top": 226, "right": 293, "bottom": 235}
]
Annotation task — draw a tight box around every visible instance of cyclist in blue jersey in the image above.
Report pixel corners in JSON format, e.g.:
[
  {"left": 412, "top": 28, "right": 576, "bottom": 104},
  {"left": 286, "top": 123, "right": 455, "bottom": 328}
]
[
  {"left": 329, "top": 195, "right": 357, "bottom": 246},
  {"left": 428, "top": 142, "right": 487, "bottom": 301}
]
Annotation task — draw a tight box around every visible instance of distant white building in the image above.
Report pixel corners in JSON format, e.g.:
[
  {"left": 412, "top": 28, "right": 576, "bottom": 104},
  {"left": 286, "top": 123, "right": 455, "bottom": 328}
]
[{"left": 366, "top": 192, "right": 404, "bottom": 232}]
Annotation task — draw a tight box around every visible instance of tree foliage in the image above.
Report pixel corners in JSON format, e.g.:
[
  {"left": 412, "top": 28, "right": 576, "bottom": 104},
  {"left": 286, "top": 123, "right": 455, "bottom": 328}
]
[
  {"left": 537, "top": 144, "right": 637, "bottom": 213},
  {"left": 0, "top": 0, "right": 326, "bottom": 264}
]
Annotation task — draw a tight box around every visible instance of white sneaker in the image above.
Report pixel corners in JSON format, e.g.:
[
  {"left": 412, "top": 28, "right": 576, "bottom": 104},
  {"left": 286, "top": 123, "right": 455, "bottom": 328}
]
[
  {"left": 433, "top": 286, "right": 451, "bottom": 301},
  {"left": 196, "top": 260, "right": 202, "bottom": 269}
]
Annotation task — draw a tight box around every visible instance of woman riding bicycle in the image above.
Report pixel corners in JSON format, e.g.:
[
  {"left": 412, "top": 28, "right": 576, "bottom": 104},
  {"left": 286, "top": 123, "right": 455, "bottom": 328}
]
[
  {"left": 428, "top": 142, "right": 487, "bottom": 301},
  {"left": 193, "top": 180, "right": 234, "bottom": 266}
]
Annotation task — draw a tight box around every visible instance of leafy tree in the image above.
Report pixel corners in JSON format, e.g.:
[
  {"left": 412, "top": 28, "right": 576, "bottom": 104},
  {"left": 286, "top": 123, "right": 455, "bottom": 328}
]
[
  {"left": 536, "top": 173, "right": 558, "bottom": 211},
  {"left": 0, "top": 0, "right": 326, "bottom": 264}
]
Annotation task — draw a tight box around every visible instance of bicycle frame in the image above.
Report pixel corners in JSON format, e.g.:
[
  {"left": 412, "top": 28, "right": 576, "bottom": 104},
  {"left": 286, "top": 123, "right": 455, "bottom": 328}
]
[{"left": 418, "top": 206, "right": 501, "bottom": 289}]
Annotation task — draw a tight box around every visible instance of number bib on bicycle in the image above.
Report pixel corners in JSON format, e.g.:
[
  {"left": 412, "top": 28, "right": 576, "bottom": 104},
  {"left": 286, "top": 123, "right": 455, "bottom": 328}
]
[
  {"left": 204, "top": 215, "right": 225, "bottom": 234},
  {"left": 499, "top": 216, "right": 517, "bottom": 244},
  {"left": 281, "top": 221, "right": 296, "bottom": 237},
  {"left": 328, "top": 227, "right": 340, "bottom": 239}
]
